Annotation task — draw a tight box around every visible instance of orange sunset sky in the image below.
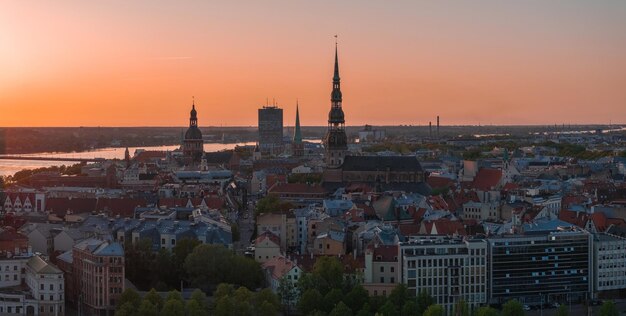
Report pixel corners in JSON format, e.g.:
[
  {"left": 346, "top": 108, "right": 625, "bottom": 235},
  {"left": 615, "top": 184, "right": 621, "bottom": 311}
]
[{"left": 1, "top": 1, "right": 625, "bottom": 127}]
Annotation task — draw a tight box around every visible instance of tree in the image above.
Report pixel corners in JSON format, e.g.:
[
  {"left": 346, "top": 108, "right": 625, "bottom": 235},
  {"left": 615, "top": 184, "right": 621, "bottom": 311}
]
[
  {"left": 184, "top": 244, "right": 263, "bottom": 290},
  {"left": 322, "top": 288, "right": 344, "bottom": 313},
  {"left": 186, "top": 299, "right": 209, "bottom": 316},
  {"left": 115, "top": 302, "right": 136, "bottom": 316},
  {"left": 388, "top": 284, "right": 410, "bottom": 309},
  {"left": 556, "top": 304, "right": 568, "bottom": 316},
  {"left": 599, "top": 300, "right": 619, "bottom": 316},
  {"left": 255, "top": 288, "right": 281, "bottom": 312},
  {"left": 161, "top": 299, "right": 185, "bottom": 316},
  {"left": 278, "top": 276, "right": 298, "bottom": 311},
  {"left": 356, "top": 303, "right": 373, "bottom": 316},
  {"left": 453, "top": 300, "right": 470, "bottom": 316},
  {"left": 255, "top": 195, "right": 293, "bottom": 216},
  {"left": 329, "top": 301, "right": 353, "bottom": 316},
  {"left": 124, "top": 238, "right": 155, "bottom": 289},
  {"left": 116, "top": 288, "right": 141, "bottom": 312},
  {"left": 143, "top": 288, "right": 164, "bottom": 311},
  {"left": 165, "top": 290, "right": 184, "bottom": 304},
  {"left": 190, "top": 289, "right": 208, "bottom": 310},
  {"left": 422, "top": 304, "right": 445, "bottom": 316},
  {"left": 258, "top": 301, "right": 279, "bottom": 316},
  {"left": 310, "top": 256, "right": 344, "bottom": 294},
  {"left": 137, "top": 300, "right": 158, "bottom": 316},
  {"left": 214, "top": 283, "right": 235, "bottom": 299},
  {"left": 401, "top": 300, "right": 419, "bottom": 316},
  {"left": 298, "top": 289, "right": 323, "bottom": 315},
  {"left": 501, "top": 299, "right": 524, "bottom": 316},
  {"left": 475, "top": 306, "right": 499, "bottom": 316},
  {"left": 378, "top": 301, "right": 397, "bottom": 316},
  {"left": 416, "top": 290, "right": 434, "bottom": 315},
  {"left": 343, "top": 285, "right": 369, "bottom": 312},
  {"left": 215, "top": 296, "right": 235, "bottom": 316}
]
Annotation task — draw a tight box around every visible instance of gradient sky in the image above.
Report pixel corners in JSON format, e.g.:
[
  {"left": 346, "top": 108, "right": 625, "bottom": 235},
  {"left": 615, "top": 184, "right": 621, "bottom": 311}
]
[{"left": 1, "top": 1, "right": 625, "bottom": 127}]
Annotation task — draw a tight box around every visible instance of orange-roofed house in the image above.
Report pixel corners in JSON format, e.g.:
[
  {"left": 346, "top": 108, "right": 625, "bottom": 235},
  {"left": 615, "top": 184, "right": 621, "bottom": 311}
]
[{"left": 261, "top": 256, "right": 303, "bottom": 301}]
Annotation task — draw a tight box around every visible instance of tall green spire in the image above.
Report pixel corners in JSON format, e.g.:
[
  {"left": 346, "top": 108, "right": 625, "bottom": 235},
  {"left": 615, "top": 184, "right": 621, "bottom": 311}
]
[{"left": 293, "top": 101, "right": 302, "bottom": 144}]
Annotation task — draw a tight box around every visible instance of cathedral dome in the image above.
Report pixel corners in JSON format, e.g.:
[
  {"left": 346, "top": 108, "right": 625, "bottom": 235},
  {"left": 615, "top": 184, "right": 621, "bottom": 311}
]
[{"left": 185, "top": 126, "right": 203, "bottom": 140}]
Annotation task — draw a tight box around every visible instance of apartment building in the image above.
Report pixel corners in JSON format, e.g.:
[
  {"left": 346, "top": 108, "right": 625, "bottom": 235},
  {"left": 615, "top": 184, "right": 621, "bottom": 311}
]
[{"left": 400, "top": 236, "right": 488, "bottom": 314}]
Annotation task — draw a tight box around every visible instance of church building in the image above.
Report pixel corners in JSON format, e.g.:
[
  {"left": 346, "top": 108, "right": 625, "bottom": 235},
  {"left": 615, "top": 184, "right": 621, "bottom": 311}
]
[
  {"left": 182, "top": 99, "right": 204, "bottom": 165},
  {"left": 322, "top": 43, "right": 427, "bottom": 193}
]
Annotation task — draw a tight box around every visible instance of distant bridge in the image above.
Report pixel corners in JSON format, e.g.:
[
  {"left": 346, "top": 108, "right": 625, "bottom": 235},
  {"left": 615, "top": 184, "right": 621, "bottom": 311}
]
[{"left": 0, "top": 156, "right": 105, "bottom": 163}]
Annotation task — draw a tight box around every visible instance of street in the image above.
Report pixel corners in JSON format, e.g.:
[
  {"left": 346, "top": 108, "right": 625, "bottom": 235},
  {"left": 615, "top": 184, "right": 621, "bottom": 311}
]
[{"left": 524, "top": 301, "right": 626, "bottom": 316}]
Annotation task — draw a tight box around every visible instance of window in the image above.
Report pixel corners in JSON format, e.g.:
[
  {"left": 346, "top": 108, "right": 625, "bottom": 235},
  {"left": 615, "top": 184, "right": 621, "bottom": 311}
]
[
  {"left": 380, "top": 277, "right": 384, "bottom": 283},
  {"left": 50, "top": 284, "right": 54, "bottom": 290},
  {"left": 40, "top": 284, "right": 44, "bottom": 290},
  {"left": 391, "top": 267, "right": 395, "bottom": 273},
  {"left": 380, "top": 267, "right": 385, "bottom": 273}
]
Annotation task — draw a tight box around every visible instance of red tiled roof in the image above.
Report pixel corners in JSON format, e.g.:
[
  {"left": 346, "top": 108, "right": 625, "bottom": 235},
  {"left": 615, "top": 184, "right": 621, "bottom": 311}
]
[
  {"left": 427, "top": 195, "right": 449, "bottom": 211},
  {"left": 424, "top": 218, "right": 467, "bottom": 236},
  {"left": 133, "top": 151, "right": 166, "bottom": 163},
  {"left": 269, "top": 183, "right": 327, "bottom": 194},
  {"left": 343, "top": 208, "right": 365, "bottom": 222},
  {"left": 427, "top": 176, "right": 455, "bottom": 190},
  {"left": 46, "top": 198, "right": 97, "bottom": 216},
  {"left": 266, "top": 174, "right": 287, "bottom": 189},
  {"left": 502, "top": 183, "right": 520, "bottom": 191},
  {"left": 262, "top": 256, "right": 299, "bottom": 280},
  {"left": 353, "top": 203, "right": 377, "bottom": 217},
  {"left": 398, "top": 223, "right": 421, "bottom": 236},
  {"left": 472, "top": 168, "right": 502, "bottom": 191},
  {"left": 256, "top": 231, "right": 281, "bottom": 246},
  {"left": 96, "top": 198, "right": 147, "bottom": 217},
  {"left": 0, "top": 227, "right": 28, "bottom": 241},
  {"left": 367, "top": 244, "right": 398, "bottom": 262}
]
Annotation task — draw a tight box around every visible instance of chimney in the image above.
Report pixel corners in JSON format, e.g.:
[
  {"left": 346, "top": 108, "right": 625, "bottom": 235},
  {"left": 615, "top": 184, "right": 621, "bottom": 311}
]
[
  {"left": 429, "top": 122, "right": 432, "bottom": 138},
  {"left": 436, "top": 116, "right": 440, "bottom": 139}
]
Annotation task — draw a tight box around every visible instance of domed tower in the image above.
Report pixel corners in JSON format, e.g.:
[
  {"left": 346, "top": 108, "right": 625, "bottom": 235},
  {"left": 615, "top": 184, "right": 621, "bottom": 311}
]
[
  {"left": 324, "top": 41, "right": 348, "bottom": 168},
  {"left": 183, "top": 98, "right": 204, "bottom": 164}
]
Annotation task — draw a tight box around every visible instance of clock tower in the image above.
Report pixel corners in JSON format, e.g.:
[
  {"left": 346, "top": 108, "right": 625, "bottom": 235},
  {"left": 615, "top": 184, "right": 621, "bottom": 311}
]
[{"left": 324, "top": 41, "right": 348, "bottom": 168}]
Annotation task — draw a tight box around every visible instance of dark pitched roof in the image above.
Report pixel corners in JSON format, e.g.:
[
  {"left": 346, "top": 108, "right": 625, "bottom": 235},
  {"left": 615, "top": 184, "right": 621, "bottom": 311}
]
[{"left": 342, "top": 156, "right": 423, "bottom": 172}]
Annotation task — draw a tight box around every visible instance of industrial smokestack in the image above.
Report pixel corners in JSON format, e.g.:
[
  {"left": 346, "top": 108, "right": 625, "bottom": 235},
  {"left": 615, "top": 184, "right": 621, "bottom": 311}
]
[
  {"left": 429, "top": 121, "right": 432, "bottom": 138},
  {"left": 436, "top": 116, "right": 440, "bottom": 139}
]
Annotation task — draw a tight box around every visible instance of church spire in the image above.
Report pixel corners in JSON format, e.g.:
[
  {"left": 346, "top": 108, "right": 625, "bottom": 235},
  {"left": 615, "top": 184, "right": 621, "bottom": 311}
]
[
  {"left": 333, "top": 35, "right": 340, "bottom": 82},
  {"left": 293, "top": 100, "right": 302, "bottom": 144}
]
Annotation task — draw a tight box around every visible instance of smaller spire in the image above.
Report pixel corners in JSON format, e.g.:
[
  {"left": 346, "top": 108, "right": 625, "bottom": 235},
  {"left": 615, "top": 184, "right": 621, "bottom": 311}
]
[
  {"left": 293, "top": 100, "right": 302, "bottom": 144},
  {"left": 192, "top": 96, "right": 195, "bottom": 110}
]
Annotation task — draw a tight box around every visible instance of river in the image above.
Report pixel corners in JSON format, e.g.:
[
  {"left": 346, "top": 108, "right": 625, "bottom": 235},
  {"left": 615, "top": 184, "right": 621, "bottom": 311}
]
[{"left": 0, "top": 142, "right": 256, "bottom": 177}]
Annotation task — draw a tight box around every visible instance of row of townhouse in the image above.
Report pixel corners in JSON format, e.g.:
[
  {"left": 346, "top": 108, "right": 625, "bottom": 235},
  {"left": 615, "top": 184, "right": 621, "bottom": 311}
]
[{"left": 361, "top": 231, "right": 626, "bottom": 315}]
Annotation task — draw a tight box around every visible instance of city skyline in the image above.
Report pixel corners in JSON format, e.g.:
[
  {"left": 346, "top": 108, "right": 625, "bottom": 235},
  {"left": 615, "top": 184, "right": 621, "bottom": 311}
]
[{"left": 2, "top": 1, "right": 626, "bottom": 127}]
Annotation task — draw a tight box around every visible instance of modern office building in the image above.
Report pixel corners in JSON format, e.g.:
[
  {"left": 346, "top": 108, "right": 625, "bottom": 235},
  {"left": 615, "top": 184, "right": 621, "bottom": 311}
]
[
  {"left": 258, "top": 105, "right": 283, "bottom": 155},
  {"left": 488, "top": 231, "right": 591, "bottom": 305},
  {"left": 400, "top": 236, "right": 488, "bottom": 314},
  {"left": 593, "top": 233, "right": 626, "bottom": 296}
]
